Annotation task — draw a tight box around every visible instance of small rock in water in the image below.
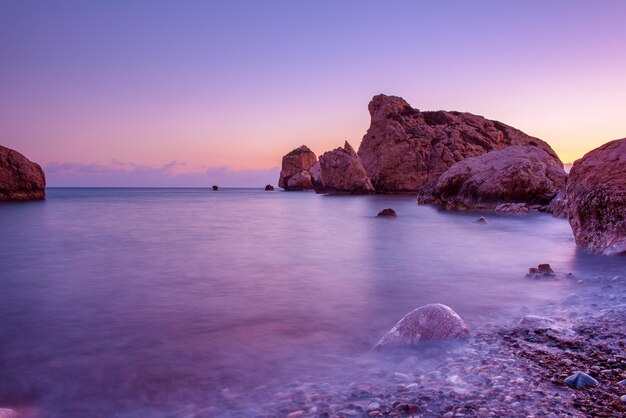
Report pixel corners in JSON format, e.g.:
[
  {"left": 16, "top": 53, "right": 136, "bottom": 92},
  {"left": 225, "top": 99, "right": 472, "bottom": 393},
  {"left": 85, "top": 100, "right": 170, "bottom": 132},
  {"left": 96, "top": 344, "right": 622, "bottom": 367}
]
[
  {"left": 564, "top": 372, "right": 598, "bottom": 389},
  {"left": 526, "top": 263, "right": 555, "bottom": 278},
  {"left": 475, "top": 216, "right": 487, "bottom": 223},
  {"left": 264, "top": 184, "right": 274, "bottom": 191},
  {"left": 212, "top": 185, "right": 219, "bottom": 191},
  {"left": 377, "top": 208, "right": 396, "bottom": 217}
]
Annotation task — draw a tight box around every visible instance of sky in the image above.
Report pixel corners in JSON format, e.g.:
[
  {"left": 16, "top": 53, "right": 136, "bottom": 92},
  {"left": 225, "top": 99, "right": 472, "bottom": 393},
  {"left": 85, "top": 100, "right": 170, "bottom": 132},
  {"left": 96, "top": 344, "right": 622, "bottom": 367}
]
[{"left": 1, "top": 0, "right": 625, "bottom": 186}]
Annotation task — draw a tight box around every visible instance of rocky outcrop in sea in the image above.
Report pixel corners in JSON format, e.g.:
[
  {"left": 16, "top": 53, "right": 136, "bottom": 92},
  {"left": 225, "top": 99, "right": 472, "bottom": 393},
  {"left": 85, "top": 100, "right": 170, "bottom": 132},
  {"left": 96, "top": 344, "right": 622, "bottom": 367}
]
[
  {"left": 565, "top": 137, "right": 626, "bottom": 255},
  {"left": 314, "top": 142, "right": 374, "bottom": 195},
  {"left": 357, "top": 94, "right": 560, "bottom": 193},
  {"left": 278, "top": 145, "right": 318, "bottom": 191},
  {"left": 0, "top": 145, "right": 46, "bottom": 201},
  {"left": 417, "top": 146, "right": 567, "bottom": 212}
]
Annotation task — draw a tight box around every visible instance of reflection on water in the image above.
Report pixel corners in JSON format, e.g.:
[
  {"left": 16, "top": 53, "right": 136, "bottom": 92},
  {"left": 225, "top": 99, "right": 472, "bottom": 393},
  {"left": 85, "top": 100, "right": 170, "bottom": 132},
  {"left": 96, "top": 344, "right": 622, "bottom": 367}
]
[{"left": 0, "top": 188, "right": 619, "bottom": 417}]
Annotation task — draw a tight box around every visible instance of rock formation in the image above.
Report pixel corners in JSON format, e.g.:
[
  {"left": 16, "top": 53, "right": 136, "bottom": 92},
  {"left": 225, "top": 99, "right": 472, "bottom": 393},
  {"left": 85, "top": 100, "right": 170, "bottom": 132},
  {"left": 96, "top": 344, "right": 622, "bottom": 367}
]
[
  {"left": 565, "top": 137, "right": 626, "bottom": 255},
  {"left": 417, "top": 146, "right": 566, "bottom": 212},
  {"left": 264, "top": 184, "right": 274, "bottom": 191},
  {"left": 374, "top": 303, "right": 469, "bottom": 350},
  {"left": 0, "top": 145, "right": 46, "bottom": 201},
  {"left": 315, "top": 142, "right": 374, "bottom": 194},
  {"left": 212, "top": 185, "right": 219, "bottom": 191},
  {"left": 278, "top": 145, "right": 317, "bottom": 191},
  {"left": 357, "top": 94, "right": 561, "bottom": 193},
  {"left": 377, "top": 208, "right": 396, "bottom": 217}
]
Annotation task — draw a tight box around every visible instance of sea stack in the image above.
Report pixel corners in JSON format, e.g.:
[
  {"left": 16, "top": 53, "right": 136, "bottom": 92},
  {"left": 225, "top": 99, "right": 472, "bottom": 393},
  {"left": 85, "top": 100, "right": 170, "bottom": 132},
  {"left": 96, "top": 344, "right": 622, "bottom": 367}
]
[
  {"left": 0, "top": 145, "right": 46, "bottom": 201},
  {"left": 357, "top": 94, "right": 560, "bottom": 193},
  {"left": 315, "top": 141, "right": 374, "bottom": 194},
  {"left": 278, "top": 145, "right": 317, "bottom": 191},
  {"left": 565, "top": 137, "right": 626, "bottom": 255}
]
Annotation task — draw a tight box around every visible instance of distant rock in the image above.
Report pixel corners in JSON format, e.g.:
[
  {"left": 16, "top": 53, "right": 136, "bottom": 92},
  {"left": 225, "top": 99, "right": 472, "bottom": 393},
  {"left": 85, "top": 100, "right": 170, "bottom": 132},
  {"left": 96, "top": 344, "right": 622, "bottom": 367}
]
[
  {"left": 565, "top": 137, "right": 626, "bottom": 255},
  {"left": 377, "top": 208, "right": 396, "bottom": 217},
  {"left": 374, "top": 303, "right": 469, "bottom": 350},
  {"left": 357, "top": 95, "right": 561, "bottom": 193},
  {"left": 212, "top": 185, "right": 219, "bottom": 191},
  {"left": 316, "top": 141, "right": 374, "bottom": 194},
  {"left": 264, "top": 184, "right": 274, "bottom": 191},
  {"left": 474, "top": 216, "right": 487, "bottom": 224},
  {"left": 278, "top": 145, "right": 317, "bottom": 191},
  {"left": 564, "top": 372, "right": 598, "bottom": 389},
  {"left": 0, "top": 145, "right": 46, "bottom": 201},
  {"left": 417, "top": 146, "right": 566, "bottom": 212}
]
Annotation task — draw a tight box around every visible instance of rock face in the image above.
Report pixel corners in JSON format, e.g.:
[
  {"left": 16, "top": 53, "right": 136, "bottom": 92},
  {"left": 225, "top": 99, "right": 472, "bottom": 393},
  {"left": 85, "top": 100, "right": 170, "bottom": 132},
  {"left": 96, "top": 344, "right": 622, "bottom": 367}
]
[
  {"left": 0, "top": 146, "right": 46, "bottom": 201},
  {"left": 374, "top": 303, "right": 469, "bottom": 350},
  {"left": 357, "top": 95, "right": 560, "bottom": 193},
  {"left": 417, "top": 146, "right": 566, "bottom": 211},
  {"left": 315, "top": 142, "right": 374, "bottom": 195},
  {"left": 278, "top": 145, "right": 317, "bottom": 191},
  {"left": 565, "top": 138, "right": 626, "bottom": 255}
]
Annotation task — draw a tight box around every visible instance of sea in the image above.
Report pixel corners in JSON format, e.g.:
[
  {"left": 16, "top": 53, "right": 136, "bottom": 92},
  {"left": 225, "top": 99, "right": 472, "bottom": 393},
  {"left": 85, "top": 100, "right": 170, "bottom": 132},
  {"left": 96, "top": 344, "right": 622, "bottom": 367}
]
[{"left": 0, "top": 188, "right": 624, "bottom": 417}]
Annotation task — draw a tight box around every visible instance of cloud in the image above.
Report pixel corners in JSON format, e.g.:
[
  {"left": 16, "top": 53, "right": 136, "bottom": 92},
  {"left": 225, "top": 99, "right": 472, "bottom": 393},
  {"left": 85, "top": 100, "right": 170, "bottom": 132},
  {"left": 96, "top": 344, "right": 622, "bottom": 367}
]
[{"left": 44, "top": 161, "right": 280, "bottom": 188}]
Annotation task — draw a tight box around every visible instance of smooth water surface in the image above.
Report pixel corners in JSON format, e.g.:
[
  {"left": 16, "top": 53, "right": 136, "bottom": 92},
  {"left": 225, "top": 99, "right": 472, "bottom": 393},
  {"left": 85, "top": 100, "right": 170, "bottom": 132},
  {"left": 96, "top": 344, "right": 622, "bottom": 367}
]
[{"left": 1, "top": 188, "right": 623, "bottom": 417}]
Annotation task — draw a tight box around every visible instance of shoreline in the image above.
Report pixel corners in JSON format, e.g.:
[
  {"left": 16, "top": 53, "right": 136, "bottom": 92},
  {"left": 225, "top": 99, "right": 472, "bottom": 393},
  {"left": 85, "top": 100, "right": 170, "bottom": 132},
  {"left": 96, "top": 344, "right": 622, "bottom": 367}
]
[{"left": 211, "top": 273, "right": 626, "bottom": 417}]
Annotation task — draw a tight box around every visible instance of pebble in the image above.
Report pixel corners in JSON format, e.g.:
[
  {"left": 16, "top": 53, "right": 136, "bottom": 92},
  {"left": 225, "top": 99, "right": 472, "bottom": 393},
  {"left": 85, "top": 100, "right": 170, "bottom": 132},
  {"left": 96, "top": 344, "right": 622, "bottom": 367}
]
[
  {"left": 367, "top": 402, "right": 380, "bottom": 411},
  {"left": 563, "top": 372, "right": 598, "bottom": 388}
]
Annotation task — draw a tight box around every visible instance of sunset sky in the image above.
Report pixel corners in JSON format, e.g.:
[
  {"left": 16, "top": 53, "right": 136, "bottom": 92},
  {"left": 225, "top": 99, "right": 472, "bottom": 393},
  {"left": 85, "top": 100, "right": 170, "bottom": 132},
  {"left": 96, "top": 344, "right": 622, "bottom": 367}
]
[{"left": 1, "top": 0, "right": 625, "bottom": 186}]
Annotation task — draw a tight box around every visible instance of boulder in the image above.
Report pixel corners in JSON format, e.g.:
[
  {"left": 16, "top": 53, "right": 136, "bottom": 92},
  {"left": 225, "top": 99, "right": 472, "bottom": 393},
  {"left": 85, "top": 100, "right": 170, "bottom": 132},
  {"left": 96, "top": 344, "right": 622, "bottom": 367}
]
[
  {"left": 264, "top": 184, "right": 274, "bottom": 191},
  {"left": 286, "top": 171, "right": 313, "bottom": 190},
  {"left": 315, "top": 142, "right": 374, "bottom": 194},
  {"left": 564, "top": 372, "right": 598, "bottom": 389},
  {"left": 0, "top": 145, "right": 46, "bottom": 201},
  {"left": 357, "top": 94, "right": 560, "bottom": 193},
  {"left": 377, "top": 208, "right": 396, "bottom": 217},
  {"left": 212, "top": 185, "right": 219, "bottom": 191},
  {"left": 565, "top": 138, "right": 626, "bottom": 255},
  {"left": 278, "top": 145, "right": 317, "bottom": 190},
  {"left": 374, "top": 303, "right": 469, "bottom": 350},
  {"left": 308, "top": 161, "right": 322, "bottom": 189},
  {"left": 417, "top": 146, "right": 566, "bottom": 211}
]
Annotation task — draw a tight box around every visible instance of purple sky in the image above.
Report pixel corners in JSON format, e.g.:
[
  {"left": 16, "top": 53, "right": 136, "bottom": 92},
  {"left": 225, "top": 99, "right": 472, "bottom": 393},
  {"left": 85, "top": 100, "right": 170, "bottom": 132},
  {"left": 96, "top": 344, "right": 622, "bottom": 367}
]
[{"left": 1, "top": 1, "right": 625, "bottom": 186}]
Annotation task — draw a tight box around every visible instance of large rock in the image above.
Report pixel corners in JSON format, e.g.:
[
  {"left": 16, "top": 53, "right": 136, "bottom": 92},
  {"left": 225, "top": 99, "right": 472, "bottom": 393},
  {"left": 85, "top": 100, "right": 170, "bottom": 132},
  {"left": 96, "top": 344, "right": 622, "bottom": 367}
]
[
  {"left": 0, "top": 146, "right": 46, "bottom": 201},
  {"left": 357, "top": 94, "right": 560, "bottom": 193},
  {"left": 278, "top": 145, "right": 317, "bottom": 191},
  {"left": 374, "top": 303, "right": 469, "bottom": 350},
  {"left": 565, "top": 138, "right": 626, "bottom": 255},
  {"left": 417, "top": 146, "right": 567, "bottom": 211},
  {"left": 315, "top": 142, "right": 375, "bottom": 194}
]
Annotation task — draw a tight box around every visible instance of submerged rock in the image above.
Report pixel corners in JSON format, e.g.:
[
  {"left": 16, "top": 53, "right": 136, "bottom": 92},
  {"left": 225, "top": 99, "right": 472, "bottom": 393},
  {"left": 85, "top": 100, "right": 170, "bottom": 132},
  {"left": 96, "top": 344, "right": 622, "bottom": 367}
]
[
  {"left": 264, "top": 184, "right": 274, "bottom": 191},
  {"left": 374, "top": 303, "right": 469, "bottom": 350},
  {"left": 316, "top": 142, "right": 374, "bottom": 194},
  {"left": 526, "top": 264, "right": 555, "bottom": 278},
  {"left": 565, "top": 137, "right": 626, "bottom": 255},
  {"left": 377, "top": 208, "right": 396, "bottom": 217},
  {"left": 417, "top": 146, "right": 566, "bottom": 212},
  {"left": 475, "top": 216, "right": 487, "bottom": 224},
  {"left": 357, "top": 94, "right": 560, "bottom": 193},
  {"left": 0, "top": 145, "right": 46, "bottom": 201},
  {"left": 278, "top": 145, "right": 317, "bottom": 191},
  {"left": 564, "top": 372, "right": 598, "bottom": 389}
]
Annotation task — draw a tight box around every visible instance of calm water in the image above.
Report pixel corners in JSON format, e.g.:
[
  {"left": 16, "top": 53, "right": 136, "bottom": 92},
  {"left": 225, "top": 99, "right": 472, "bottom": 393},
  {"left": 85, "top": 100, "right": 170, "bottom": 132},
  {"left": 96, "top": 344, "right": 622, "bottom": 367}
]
[{"left": 0, "top": 188, "right": 623, "bottom": 417}]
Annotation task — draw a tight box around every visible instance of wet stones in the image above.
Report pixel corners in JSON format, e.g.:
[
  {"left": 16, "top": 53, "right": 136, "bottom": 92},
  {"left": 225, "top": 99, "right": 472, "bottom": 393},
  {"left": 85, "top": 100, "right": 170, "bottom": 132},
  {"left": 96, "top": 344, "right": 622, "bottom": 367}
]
[
  {"left": 374, "top": 303, "right": 469, "bottom": 350},
  {"left": 564, "top": 372, "right": 598, "bottom": 389},
  {"left": 376, "top": 208, "right": 396, "bottom": 218}
]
